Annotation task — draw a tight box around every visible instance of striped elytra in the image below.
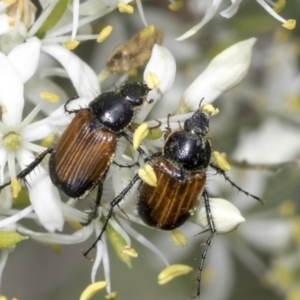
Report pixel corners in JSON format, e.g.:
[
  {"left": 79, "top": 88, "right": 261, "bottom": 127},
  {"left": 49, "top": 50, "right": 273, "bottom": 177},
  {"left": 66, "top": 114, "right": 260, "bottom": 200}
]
[
  {"left": 137, "top": 157, "right": 206, "bottom": 230},
  {"left": 49, "top": 109, "right": 117, "bottom": 198}
]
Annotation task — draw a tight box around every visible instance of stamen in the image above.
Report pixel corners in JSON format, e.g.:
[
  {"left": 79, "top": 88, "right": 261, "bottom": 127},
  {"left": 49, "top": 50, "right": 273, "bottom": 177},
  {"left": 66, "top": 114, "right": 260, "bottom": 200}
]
[
  {"left": 117, "top": 3, "right": 134, "bottom": 14},
  {"left": 158, "top": 265, "right": 193, "bottom": 284},
  {"left": 168, "top": 0, "right": 183, "bottom": 11},
  {"left": 133, "top": 122, "right": 149, "bottom": 149},
  {"left": 11, "top": 178, "right": 21, "bottom": 198},
  {"left": 79, "top": 282, "right": 108, "bottom": 300},
  {"left": 97, "top": 26, "right": 113, "bottom": 43},
  {"left": 63, "top": 40, "right": 80, "bottom": 49},
  {"left": 283, "top": 19, "right": 296, "bottom": 30},
  {"left": 145, "top": 71, "right": 160, "bottom": 89},
  {"left": 212, "top": 151, "right": 231, "bottom": 171},
  {"left": 171, "top": 230, "right": 187, "bottom": 247},
  {"left": 138, "top": 164, "right": 157, "bottom": 187},
  {"left": 39, "top": 92, "right": 60, "bottom": 103}
]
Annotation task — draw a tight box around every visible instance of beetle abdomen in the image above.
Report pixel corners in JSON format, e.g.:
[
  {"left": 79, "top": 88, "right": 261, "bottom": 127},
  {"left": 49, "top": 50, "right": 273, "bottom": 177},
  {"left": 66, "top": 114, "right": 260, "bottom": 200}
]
[{"left": 137, "top": 158, "right": 206, "bottom": 230}]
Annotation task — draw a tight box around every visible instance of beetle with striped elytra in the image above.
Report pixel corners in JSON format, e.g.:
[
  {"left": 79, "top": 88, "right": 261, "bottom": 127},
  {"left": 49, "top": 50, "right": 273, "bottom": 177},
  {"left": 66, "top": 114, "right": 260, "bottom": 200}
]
[
  {"left": 82, "top": 102, "right": 261, "bottom": 297},
  {"left": 0, "top": 82, "right": 152, "bottom": 225}
]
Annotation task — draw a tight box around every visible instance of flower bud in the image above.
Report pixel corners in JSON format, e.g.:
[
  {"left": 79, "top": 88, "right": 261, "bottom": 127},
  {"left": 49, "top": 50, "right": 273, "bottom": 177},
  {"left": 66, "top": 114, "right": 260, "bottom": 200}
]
[{"left": 192, "top": 198, "right": 245, "bottom": 233}]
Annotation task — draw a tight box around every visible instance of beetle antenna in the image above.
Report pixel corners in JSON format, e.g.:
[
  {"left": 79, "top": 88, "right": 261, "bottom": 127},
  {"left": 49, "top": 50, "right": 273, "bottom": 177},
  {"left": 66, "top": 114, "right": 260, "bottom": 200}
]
[{"left": 209, "top": 163, "right": 263, "bottom": 204}]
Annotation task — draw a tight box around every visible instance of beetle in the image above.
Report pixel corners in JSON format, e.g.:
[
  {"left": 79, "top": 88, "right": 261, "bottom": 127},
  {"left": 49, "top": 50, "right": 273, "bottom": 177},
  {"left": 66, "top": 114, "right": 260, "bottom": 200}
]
[
  {"left": 0, "top": 82, "right": 151, "bottom": 224},
  {"left": 83, "top": 103, "right": 261, "bottom": 296}
]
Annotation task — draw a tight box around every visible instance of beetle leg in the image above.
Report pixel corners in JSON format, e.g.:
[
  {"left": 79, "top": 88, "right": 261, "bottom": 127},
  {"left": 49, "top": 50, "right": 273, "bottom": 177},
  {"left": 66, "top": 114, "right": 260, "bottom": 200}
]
[
  {"left": 113, "top": 161, "right": 140, "bottom": 168},
  {"left": 82, "top": 173, "right": 140, "bottom": 259},
  {"left": 0, "top": 147, "right": 54, "bottom": 191},
  {"left": 209, "top": 163, "right": 262, "bottom": 204},
  {"left": 64, "top": 96, "right": 81, "bottom": 114},
  {"left": 195, "top": 189, "right": 216, "bottom": 298}
]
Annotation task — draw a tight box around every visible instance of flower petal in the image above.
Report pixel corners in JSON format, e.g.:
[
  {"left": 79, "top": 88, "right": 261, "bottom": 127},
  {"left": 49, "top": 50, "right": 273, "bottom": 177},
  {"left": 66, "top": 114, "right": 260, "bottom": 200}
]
[
  {"left": 181, "top": 38, "right": 256, "bottom": 111},
  {"left": 41, "top": 44, "right": 100, "bottom": 98},
  {"left": 220, "top": 0, "right": 242, "bottom": 18},
  {"left": 176, "top": 0, "right": 223, "bottom": 41},
  {"left": 16, "top": 149, "right": 64, "bottom": 232},
  {"left": 7, "top": 37, "right": 41, "bottom": 83},
  {"left": 136, "top": 45, "right": 176, "bottom": 122},
  {"left": 192, "top": 197, "right": 245, "bottom": 233},
  {"left": 0, "top": 52, "right": 24, "bottom": 127}
]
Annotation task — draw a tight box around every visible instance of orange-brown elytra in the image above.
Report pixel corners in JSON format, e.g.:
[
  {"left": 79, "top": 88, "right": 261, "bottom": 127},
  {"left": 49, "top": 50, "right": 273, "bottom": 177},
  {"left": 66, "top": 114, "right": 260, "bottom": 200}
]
[
  {"left": 0, "top": 82, "right": 151, "bottom": 224},
  {"left": 83, "top": 103, "right": 261, "bottom": 297}
]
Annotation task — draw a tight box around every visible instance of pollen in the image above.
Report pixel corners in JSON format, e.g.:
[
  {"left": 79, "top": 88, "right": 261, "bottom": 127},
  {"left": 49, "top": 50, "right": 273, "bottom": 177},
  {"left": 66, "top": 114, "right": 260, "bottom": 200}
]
[
  {"left": 273, "top": 0, "right": 286, "bottom": 13},
  {"left": 63, "top": 40, "right": 80, "bottom": 50},
  {"left": 138, "top": 164, "right": 157, "bottom": 187},
  {"left": 79, "top": 282, "right": 108, "bottom": 300},
  {"left": 117, "top": 3, "right": 134, "bottom": 14},
  {"left": 97, "top": 26, "right": 113, "bottom": 43},
  {"left": 282, "top": 19, "right": 296, "bottom": 30},
  {"left": 158, "top": 264, "right": 193, "bottom": 285},
  {"left": 140, "top": 25, "right": 155, "bottom": 38},
  {"left": 212, "top": 151, "right": 231, "bottom": 171},
  {"left": 201, "top": 104, "right": 219, "bottom": 116},
  {"left": 39, "top": 92, "right": 60, "bottom": 103},
  {"left": 133, "top": 122, "right": 149, "bottom": 149},
  {"left": 171, "top": 230, "right": 187, "bottom": 247},
  {"left": 168, "top": 0, "right": 183, "bottom": 11},
  {"left": 105, "top": 292, "right": 117, "bottom": 300},
  {"left": 11, "top": 178, "right": 21, "bottom": 198},
  {"left": 121, "top": 246, "right": 138, "bottom": 257},
  {"left": 145, "top": 71, "right": 160, "bottom": 89}
]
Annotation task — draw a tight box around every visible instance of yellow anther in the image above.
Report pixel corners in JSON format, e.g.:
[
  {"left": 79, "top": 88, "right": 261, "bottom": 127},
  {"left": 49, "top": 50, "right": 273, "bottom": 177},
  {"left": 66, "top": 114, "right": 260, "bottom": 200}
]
[
  {"left": 117, "top": 3, "right": 134, "bottom": 14},
  {"left": 0, "top": 231, "right": 28, "bottom": 248},
  {"left": 278, "top": 201, "right": 296, "bottom": 218},
  {"left": 138, "top": 164, "right": 157, "bottom": 187},
  {"left": 273, "top": 0, "right": 285, "bottom": 13},
  {"left": 171, "top": 230, "right": 187, "bottom": 247},
  {"left": 201, "top": 104, "right": 219, "bottom": 116},
  {"left": 168, "top": 0, "right": 183, "bottom": 11},
  {"left": 133, "top": 122, "right": 149, "bottom": 149},
  {"left": 40, "top": 134, "right": 55, "bottom": 148},
  {"left": 39, "top": 92, "right": 60, "bottom": 103},
  {"left": 105, "top": 292, "right": 117, "bottom": 300},
  {"left": 212, "top": 151, "right": 231, "bottom": 171},
  {"left": 282, "top": 19, "right": 296, "bottom": 30},
  {"left": 145, "top": 71, "right": 160, "bottom": 89},
  {"left": 63, "top": 40, "right": 80, "bottom": 50},
  {"left": 140, "top": 25, "right": 155, "bottom": 38},
  {"left": 50, "top": 244, "right": 62, "bottom": 254},
  {"left": 67, "top": 220, "right": 83, "bottom": 231},
  {"left": 286, "top": 287, "right": 300, "bottom": 300},
  {"left": 98, "top": 68, "right": 110, "bottom": 83},
  {"left": 80, "top": 282, "right": 108, "bottom": 300},
  {"left": 158, "top": 264, "right": 193, "bottom": 285},
  {"left": 11, "top": 178, "right": 21, "bottom": 198},
  {"left": 97, "top": 26, "right": 113, "bottom": 43},
  {"left": 121, "top": 246, "right": 138, "bottom": 257}
]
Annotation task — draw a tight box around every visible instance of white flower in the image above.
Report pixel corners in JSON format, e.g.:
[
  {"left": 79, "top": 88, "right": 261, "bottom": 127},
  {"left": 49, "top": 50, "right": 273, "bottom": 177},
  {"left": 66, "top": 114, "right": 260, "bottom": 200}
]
[
  {"left": 178, "top": 0, "right": 296, "bottom": 40},
  {"left": 0, "top": 37, "right": 64, "bottom": 232},
  {"left": 192, "top": 197, "right": 245, "bottom": 233},
  {"left": 180, "top": 38, "right": 256, "bottom": 112}
]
